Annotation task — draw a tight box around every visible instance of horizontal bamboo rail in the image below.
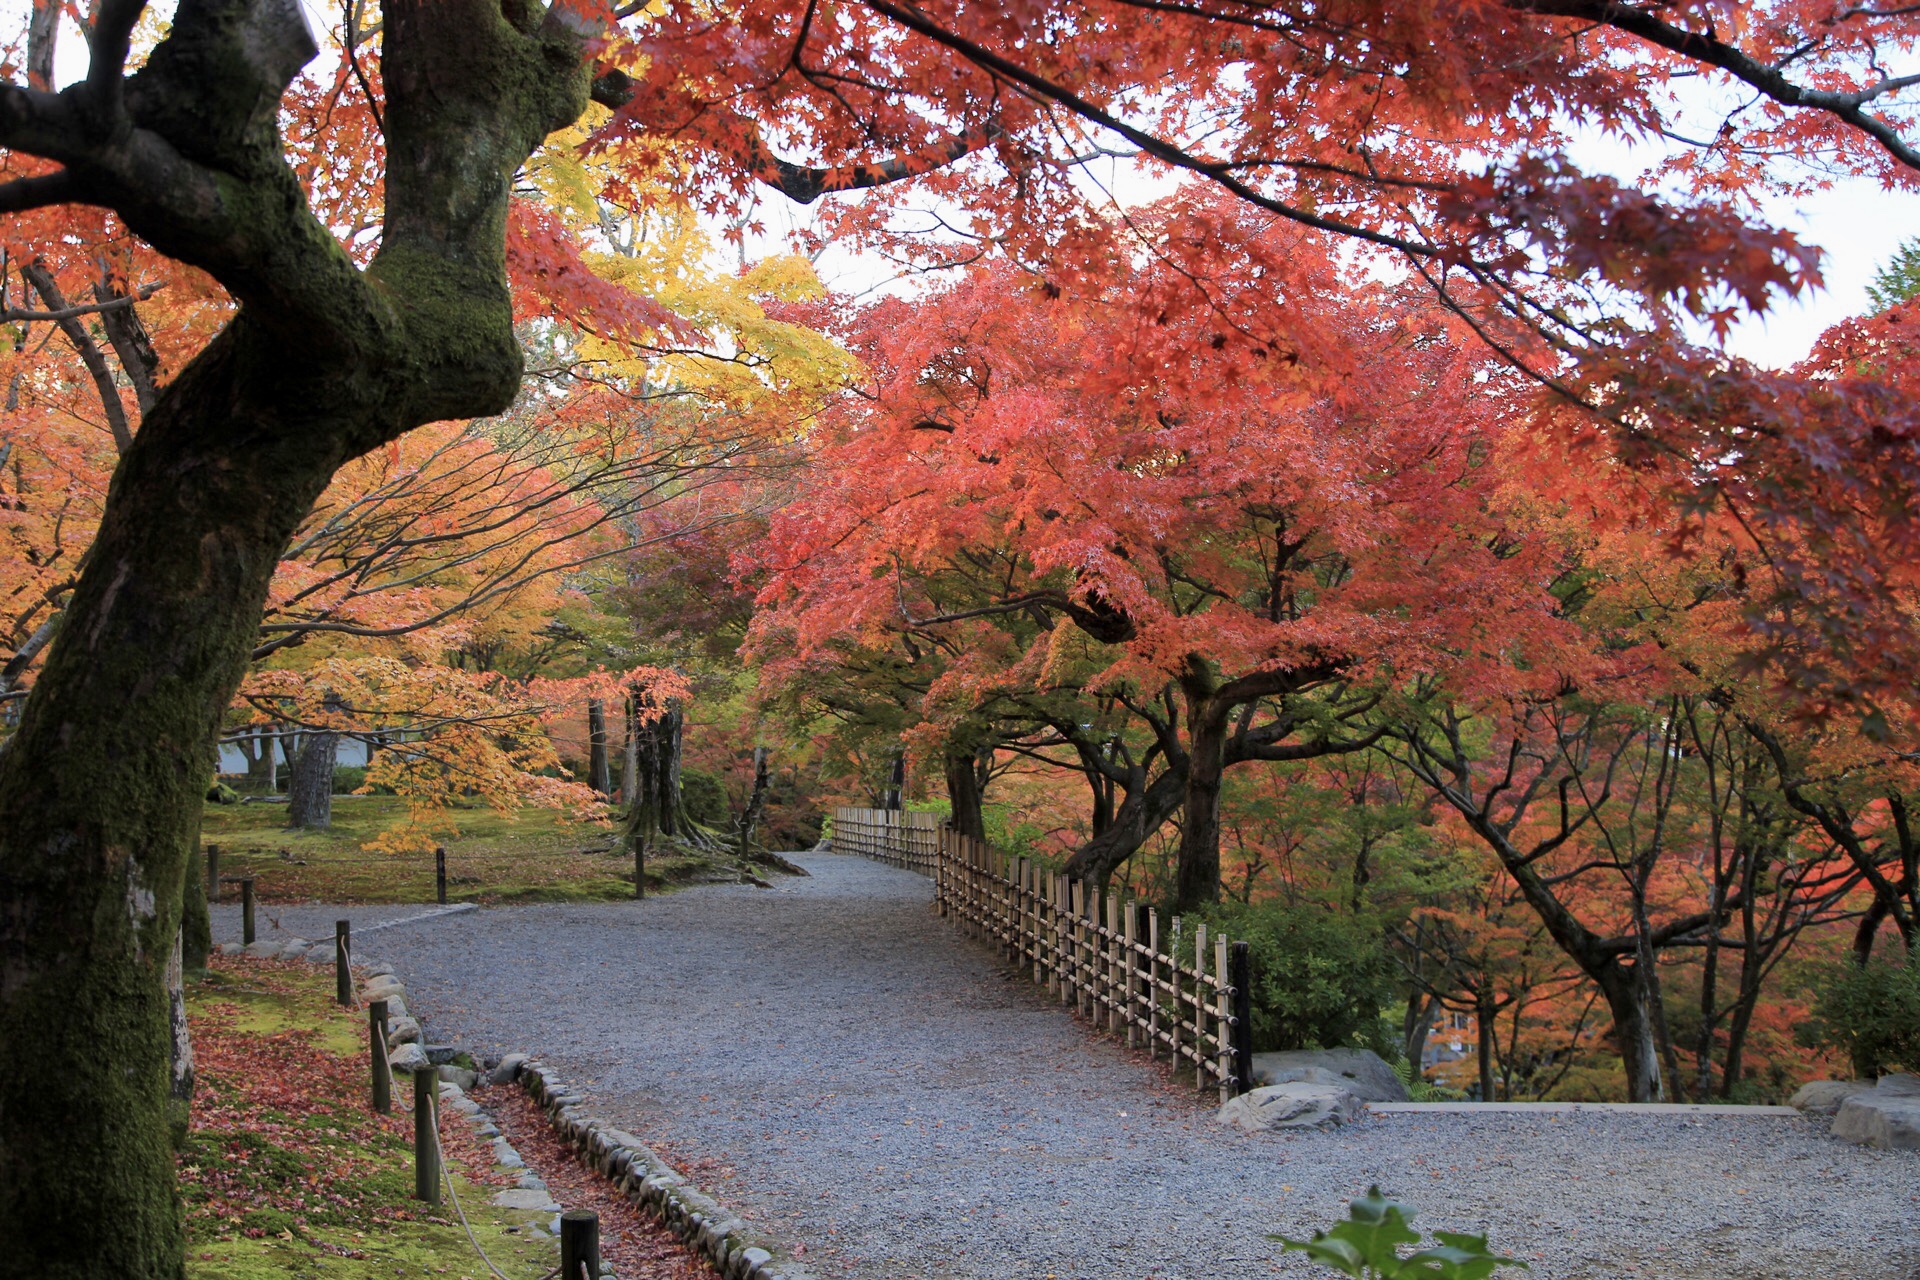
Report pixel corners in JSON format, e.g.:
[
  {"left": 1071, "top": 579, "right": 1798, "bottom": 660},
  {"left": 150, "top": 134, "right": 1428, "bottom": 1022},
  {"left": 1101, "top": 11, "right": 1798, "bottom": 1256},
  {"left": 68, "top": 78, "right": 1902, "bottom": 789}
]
[{"left": 831, "top": 807, "right": 1250, "bottom": 1100}]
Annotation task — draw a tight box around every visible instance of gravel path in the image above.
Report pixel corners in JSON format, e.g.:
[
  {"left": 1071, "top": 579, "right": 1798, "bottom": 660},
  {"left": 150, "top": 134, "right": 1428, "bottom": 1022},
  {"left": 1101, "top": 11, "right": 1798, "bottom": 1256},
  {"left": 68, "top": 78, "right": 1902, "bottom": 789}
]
[{"left": 215, "top": 854, "right": 1920, "bottom": 1280}]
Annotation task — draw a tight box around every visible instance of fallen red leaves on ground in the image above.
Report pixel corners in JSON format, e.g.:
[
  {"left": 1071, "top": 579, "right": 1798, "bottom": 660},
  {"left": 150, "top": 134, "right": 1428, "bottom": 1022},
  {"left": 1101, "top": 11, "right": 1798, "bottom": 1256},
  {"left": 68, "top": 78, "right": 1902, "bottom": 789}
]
[{"left": 482, "top": 1085, "right": 718, "bottom": 1280}]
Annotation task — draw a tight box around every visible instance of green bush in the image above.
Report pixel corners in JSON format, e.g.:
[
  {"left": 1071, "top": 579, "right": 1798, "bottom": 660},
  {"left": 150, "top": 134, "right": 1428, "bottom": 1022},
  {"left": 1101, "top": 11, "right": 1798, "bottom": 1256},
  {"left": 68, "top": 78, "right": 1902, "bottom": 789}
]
[
  {"left": 1800, "top": 948, "right": 1920, "bottom": 1078},
  {"left": 680, "top": 767, "right": 731, "bottom": 828},
  {"left": 1198, "top": 899, "right": 1398, "bottom": 1055},
  {"left": 332, "top": 765, "right": 368, "bottom": 794}
]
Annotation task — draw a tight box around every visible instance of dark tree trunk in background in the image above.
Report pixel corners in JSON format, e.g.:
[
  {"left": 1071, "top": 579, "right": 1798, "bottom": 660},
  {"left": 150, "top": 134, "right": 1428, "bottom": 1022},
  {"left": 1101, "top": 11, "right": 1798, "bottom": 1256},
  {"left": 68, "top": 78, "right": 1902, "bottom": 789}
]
[
  {"left": 1063, "top": 767, "right": 1187, "bottom": 888},
  {"left": 943, "top": 748, "right": 987, "bottom": 842},
  {"left": 1404, "top": 993, "right": 1438, "bottom": 1077},
  {"left": 882, "top": 750, "right": 906, "bottom": 810},
  {"left": 287, "top": 729, "right": 339, "bottom": 829},
  {"left": 1476, "top": 989, "right": 1497, "bottom": 1101},
  {"left": 737, "top": 745, "right": 770, "bottom": 857},
  {"left": 587, "top": 697, "right": 612, "bottom": 796}
]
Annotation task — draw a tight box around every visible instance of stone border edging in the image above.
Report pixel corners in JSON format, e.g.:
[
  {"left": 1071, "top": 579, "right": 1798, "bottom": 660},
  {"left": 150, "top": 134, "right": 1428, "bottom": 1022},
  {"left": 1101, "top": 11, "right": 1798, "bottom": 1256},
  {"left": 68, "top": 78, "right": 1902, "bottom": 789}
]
[
  {"left": 1368, "top": 1101, "right": 1802, "bottom": 1116},
  {"left": 515, "top": 1060, "right": 818, "bottom": 1280}
]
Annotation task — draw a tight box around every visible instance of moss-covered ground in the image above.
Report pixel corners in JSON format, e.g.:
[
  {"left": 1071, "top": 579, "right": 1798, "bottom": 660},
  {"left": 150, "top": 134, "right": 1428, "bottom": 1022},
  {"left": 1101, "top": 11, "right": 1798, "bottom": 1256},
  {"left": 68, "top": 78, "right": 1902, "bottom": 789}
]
[
  {"left": 183, "top": 958, "right": 560, "bottom": 1280},
  {"left": 200, "top": 796, "right": 725, "bottom": 903}
]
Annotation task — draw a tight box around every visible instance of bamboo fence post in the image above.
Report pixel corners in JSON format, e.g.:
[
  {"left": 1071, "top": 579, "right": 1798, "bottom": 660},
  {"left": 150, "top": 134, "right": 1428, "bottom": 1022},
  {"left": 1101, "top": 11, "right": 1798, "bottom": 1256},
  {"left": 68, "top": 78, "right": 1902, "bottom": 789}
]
[
  {"left": 1193, "top": 922, "right": 1209, "bottom": 1090},
  {"left": 1147, "top": 906, "right": 1161, "bottom": 1059},
  {"left": 240, "top": 877, "right": 256, "bottom": 945},
  {"left": 1229, "top": 940, "right": 1253, "bottom": 1097},
  {"left": 435, "top": 847, "right": 447, "bottom": 904},
  {"left": 1122, "top": 901, "right": 1139, "bottom": 1048},
  {"left": 1105, "top": 898, "right": 1121, "bottom": 1036},
  {"left": 1059, "top": 875, "right": 1075, "bottom": 1005},
  {"left": 1215, "top": 934, "right": 1234, "bottom": 1103}
]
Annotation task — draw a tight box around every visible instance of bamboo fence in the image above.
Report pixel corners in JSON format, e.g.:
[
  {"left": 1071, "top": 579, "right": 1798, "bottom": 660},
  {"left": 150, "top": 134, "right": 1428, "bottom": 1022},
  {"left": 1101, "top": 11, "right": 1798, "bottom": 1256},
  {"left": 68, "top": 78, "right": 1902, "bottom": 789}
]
[{"left": 831, "top": 806, "right": 1252, "bottom": 1100}]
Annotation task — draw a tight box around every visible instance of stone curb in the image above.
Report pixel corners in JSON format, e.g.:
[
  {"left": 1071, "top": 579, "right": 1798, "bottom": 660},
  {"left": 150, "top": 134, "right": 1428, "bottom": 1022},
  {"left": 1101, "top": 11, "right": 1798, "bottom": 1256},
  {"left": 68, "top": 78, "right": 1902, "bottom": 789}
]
[
  {"left": 515, "top": 1059, "right": 816, "bottom": 1280},
  {"left": 1367, "top": 1101, "right": 1803, "bottom": 1116}
]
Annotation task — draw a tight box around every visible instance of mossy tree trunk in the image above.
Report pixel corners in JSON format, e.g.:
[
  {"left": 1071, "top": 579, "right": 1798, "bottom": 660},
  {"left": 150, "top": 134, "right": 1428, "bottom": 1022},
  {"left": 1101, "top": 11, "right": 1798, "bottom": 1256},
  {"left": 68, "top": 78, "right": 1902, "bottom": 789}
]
[
  {"left": 286, "top": 727, "right": 339, "bottom": 829},
  {"left": 625, "top": 696, "right": 697, "bottom": 847},
  {"left": 0, "top": 0, "right": 595, "bottom": 1272}
]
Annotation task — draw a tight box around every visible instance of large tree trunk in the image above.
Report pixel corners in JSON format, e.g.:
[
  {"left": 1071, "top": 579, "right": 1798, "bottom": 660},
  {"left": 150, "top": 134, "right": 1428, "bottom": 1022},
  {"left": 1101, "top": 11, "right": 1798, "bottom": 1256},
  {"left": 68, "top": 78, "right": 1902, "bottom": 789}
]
[
  {"left": 0, "top": 324, "right": 408, "bottom": 1277},
  {"left": 1597, "top": 965, "right": 1666, "bottom": 1102},
  {"left": 587, "top": 697, "right": 612, "bottom": 796},
  {"left": 620, "top": 693, "right": 639, "bottom": 805},
  {"left": 625, "top": 696, "right": 694, "bottom": 847},
  {"left": 1172, "top": 686, "right": 1229, "bottom": 914},
  {"left": 286, "top": 727, "right": 339, "bottom": 829},
  {"left": 943, "top": 748, "right": 987, "bottom": 842},
  {"left": 0, "top": 0, "right": 594, "bottom": 1268}
]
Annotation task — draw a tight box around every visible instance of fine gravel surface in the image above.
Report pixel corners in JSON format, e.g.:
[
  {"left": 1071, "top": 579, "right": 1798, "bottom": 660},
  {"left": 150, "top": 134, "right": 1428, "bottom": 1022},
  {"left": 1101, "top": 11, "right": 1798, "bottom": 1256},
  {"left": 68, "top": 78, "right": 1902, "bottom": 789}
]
[{"left": 216, "top": 854, "right": 1920, "bottom": 1280}]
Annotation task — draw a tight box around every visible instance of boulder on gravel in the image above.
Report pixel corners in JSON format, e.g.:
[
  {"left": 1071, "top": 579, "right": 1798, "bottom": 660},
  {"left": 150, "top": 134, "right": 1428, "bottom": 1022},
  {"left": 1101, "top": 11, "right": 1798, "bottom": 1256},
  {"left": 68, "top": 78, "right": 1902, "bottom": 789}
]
[
  {"left": 1790, "top": 1079, "right": 1874, "bottom": 1117},
  {"left": 1874, "top": 1072, "right": 1920, "bottom": 1097},
  {"left": 386, "top": 1016, "right": 422, "bottom": 1046},
  {"left": 1218, "top": 1083, "right": 1364, "bottom": 1131},
  {"left": 1250, "top": 1048, "right": 1408, "bottom": 1103},
  {"left": 1833, "top": 1075, "right": 1920, "bottom": 1150}
]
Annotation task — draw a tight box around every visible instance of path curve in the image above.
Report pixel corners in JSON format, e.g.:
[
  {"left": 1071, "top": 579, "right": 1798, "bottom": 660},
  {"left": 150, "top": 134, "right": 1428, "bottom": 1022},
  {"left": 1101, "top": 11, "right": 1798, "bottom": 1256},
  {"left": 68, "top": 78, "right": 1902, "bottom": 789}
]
[{"left": 218, "top": 854, "right": 1920, "bottom": 1280}]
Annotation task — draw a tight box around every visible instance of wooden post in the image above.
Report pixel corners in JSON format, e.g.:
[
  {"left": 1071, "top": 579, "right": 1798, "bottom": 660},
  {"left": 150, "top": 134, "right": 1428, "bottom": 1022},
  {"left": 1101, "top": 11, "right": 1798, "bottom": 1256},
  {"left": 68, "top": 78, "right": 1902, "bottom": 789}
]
[
  {"left": 205, "top": 844, "right": 220, "bottom": 900},
  {"left": 240, "top": 877, "right": 256, "bottom": 945},
  {"left": 560, "top": 1210, "right": 601, "bottom": 1280},
  {"left": 1058, "top": 876, "right": 1073, "bottom": 1005},
  {"left": 1215, "top": 934, "right": 1234, "bottom": 1103},
  {"left": 369, "top": 999, "right": 392, "bottom": 1114},
  {"left": 1193, "top": 920, "right": 1207, "bottom": 1087},
  {"left": 335, "top": 920, "right": 352, "bottom": 1006},
  {"left": 413, "top": 1063, "right": 440, "bottom": 1203},
  {"left": 1147, "top": 906, "right": 1161, "bottom": 1059},
  {"left": 633, "top": 835, "right": 646, "bottom": 900},
  {"left": 1123, "top": 900, "right": 1139, "bottom": 1048},
  {"left": 435, "top": 846, "right": 448, "bottom": 905},
  {"left": 1229, "top": 940, "right": 1254, "bottom": 1097}
]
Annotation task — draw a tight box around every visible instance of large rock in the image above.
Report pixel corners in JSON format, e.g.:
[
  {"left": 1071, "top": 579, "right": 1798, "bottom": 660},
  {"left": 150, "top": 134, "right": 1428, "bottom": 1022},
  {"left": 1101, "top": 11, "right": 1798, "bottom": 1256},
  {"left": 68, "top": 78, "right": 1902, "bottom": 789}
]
[
  {"left": 386, "top": 1016, "right": 422, "bottom": 1046},
  {"left": 387, "top": 1042, "right": 430, "bottom": 1074},
  {"left": 1833, "top": 1091, "right": 1920, "bottom": 1151},
  {"left": 1874, "top": 1072, "right": 1920, "bottom": 1097},
  {"left": 1250, "top": 1048, "right": 1409, "bottom": 1103},
  {"left": 1218, "top": 1083, "right": 1364, "bottom": 1131},
  {"left": 1790, "top": 1079, "right": 1874, "bottom": 1117},
  {"left": 488, "top": 1053, "right": 529, "bottom": 1086}
]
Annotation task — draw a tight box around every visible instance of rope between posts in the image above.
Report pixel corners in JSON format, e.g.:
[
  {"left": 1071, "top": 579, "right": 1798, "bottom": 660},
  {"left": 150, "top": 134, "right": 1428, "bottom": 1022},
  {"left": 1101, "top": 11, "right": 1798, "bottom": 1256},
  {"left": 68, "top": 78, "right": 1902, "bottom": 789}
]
[{"left": 429, "top": 1122, "right": 519, "bottom": 1280}]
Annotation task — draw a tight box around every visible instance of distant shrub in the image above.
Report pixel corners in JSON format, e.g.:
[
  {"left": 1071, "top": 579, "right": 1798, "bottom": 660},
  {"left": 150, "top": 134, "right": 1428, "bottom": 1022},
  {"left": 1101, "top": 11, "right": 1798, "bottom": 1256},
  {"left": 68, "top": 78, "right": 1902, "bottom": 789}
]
[
  {"left": 1800, "top": 948, "right": 1920, "bottom": 1078},
  {"left": 332, "top": 766, "right": 368, "bottom": 794},
  {"left": 1197, "top": 899, "right": 1397, "bottom": 1056}
]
